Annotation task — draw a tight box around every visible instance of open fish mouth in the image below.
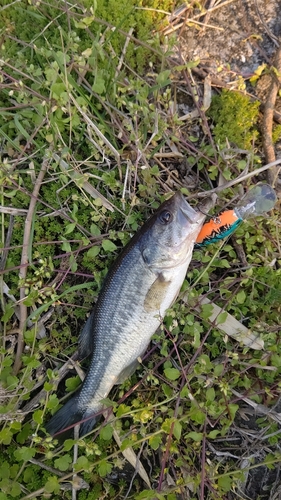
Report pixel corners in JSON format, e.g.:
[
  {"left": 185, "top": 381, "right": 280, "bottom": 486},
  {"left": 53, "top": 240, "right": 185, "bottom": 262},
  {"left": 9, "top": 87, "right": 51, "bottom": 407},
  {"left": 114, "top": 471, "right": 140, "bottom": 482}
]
[
  {"left": 197, "top": 194, "right": 217, "bottom": 215},
  {"left": 178, "top": 204, "right": 199, "bottom": 224},
  {"left": 178, "top": 194, "right": 216, "bottom": 226}
]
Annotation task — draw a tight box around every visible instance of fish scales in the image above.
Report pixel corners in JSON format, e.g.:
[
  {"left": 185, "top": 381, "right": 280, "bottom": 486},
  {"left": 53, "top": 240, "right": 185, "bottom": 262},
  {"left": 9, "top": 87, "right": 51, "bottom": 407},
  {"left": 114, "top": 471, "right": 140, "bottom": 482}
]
[
  {"left": 46, "top": 192, "right": 214, "bottom": 437},
  {"left": 79, "top": 250, "right": 190, "bottom": 408}
]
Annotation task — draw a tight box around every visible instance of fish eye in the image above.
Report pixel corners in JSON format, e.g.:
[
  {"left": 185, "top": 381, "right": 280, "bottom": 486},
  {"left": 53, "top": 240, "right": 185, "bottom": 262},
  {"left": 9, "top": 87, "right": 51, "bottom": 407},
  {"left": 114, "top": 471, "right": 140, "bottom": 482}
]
[{"left": 159, "top": 210, "right": 172, "bottom": 224}]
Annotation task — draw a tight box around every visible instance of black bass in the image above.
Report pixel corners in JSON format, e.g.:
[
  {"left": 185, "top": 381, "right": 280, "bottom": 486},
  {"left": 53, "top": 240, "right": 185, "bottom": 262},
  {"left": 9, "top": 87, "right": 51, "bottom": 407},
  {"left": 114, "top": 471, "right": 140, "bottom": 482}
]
[{"left": 46, "top": 192, "right": 213, "bottom": 437}]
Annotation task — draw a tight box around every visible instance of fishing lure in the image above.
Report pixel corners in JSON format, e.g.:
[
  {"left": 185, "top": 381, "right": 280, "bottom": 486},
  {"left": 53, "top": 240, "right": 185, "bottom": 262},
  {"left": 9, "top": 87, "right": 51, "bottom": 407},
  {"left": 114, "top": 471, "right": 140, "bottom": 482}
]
[
  {"left": 195, "top": 209, "right": 241, "bottom": 246},
  {"left": 195, "top": 183, "right": 277, "bottom": 247}
]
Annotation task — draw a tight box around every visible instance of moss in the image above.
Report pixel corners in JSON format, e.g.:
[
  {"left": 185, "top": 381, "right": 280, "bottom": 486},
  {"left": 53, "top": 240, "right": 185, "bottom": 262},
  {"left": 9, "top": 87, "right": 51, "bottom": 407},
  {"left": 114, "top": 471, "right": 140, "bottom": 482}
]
[
  {"left": 272, "top": 124, "right": 281, "bottom": 143},
  {"left": 1, "top": 0, "right": 172, "bottom": 74},
  {"left": 208, "top": 89, "right": 260, "bottom": 149},
  {"left": 94, "top": 0, "right": 173, "bottom": 71}
]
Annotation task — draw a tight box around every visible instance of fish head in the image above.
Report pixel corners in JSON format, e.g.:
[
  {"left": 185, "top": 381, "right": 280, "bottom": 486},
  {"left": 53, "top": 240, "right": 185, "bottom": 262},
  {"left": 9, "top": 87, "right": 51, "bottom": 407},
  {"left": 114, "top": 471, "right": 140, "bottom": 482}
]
[{"left": 140, "top": 192, "right": 215, "bottom": 269}]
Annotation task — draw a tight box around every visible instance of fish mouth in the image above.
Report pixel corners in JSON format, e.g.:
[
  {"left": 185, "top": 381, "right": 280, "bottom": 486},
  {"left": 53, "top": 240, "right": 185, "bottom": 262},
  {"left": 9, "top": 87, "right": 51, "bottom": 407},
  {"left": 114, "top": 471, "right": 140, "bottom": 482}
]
[
  {"left": 178, "top": 194, "right": 216, "bottom": 225},
  {"left": 197, "top": 194, "right": 217, "bottom": 214},
  {"left": 178, "top": 204, "right": 199, "bottom": 224}
]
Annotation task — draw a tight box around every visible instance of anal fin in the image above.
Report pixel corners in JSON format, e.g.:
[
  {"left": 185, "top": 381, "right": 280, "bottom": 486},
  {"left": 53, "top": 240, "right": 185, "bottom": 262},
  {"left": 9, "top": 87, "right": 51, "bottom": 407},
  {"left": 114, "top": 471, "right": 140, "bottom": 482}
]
[
  {"left": 115, "top": 359, "right": 140, "bottom": 385},
  {"left": 78, "top": 311, "right": 95, "bottom": 360}
]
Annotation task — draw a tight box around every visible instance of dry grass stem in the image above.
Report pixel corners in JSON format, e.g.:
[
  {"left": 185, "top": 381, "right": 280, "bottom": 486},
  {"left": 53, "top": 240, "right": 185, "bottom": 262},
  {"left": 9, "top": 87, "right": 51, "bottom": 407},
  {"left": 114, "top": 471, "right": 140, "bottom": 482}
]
[
  {"left": 163, "top": 0, "right": 237, "bottom": 35},
  {"left": 164, "top": 19, "right": 224, "bottom": 36},
  {"left": 69, "top": 94, "right": 121, "bottom": 168},
  {"left": 115, "top": 27, "right": 134, "bottom": 78},
  {"left": 0, "top": 206, "right": 28, "bottom": 216},
  {"left": 232, "top": 389, "right": 281, "bottom": 425},
  {"left": 53, "top": 153, "right": 115, "bottom": 212},
  {"left": 13, "top": 154, "right": 49, "bottom": 375}
]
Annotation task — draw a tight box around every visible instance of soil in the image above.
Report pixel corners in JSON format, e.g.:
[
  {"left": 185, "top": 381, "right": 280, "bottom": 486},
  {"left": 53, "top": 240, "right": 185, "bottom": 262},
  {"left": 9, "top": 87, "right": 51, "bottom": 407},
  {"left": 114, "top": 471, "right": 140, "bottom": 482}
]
[
  {"left": 170, "top": 0, "right": 281, "bottom": 168},
  {"left": 180, "top": 0, "right": 281, "bottom": 78}
]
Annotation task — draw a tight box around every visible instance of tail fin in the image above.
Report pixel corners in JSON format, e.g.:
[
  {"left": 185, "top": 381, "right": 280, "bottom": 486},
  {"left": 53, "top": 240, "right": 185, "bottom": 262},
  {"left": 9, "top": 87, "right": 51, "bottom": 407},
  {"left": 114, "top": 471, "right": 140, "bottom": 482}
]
[
  {"left": 45, "top": 394, "right": 100, "bottom": 438},
  {"left": 45, "top": 394, "right": 82, "bottom": 437},
  {"left": 78, "top": 408, "right": 101, "bottom": 437}
]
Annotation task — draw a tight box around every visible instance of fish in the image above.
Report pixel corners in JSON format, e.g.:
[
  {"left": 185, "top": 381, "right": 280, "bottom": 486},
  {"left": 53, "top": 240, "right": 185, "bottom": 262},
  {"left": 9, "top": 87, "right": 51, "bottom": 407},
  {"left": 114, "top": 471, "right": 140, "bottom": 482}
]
[{"left": 46, "top": 191, "right": 214, "bottom": 437}]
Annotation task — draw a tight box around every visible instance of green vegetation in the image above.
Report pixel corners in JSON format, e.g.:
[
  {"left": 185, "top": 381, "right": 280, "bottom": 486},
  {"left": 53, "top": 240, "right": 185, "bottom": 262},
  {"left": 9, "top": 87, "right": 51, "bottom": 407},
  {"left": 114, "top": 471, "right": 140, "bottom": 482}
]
[
  {"left": 208, "top": 89, "right": 260, "bottom": 149},
  {"left": 272, "top": 123, "right": 281, "bottom": 143},
  {"left": 0, "top": 1, "right": 280, "bottom": 499}
]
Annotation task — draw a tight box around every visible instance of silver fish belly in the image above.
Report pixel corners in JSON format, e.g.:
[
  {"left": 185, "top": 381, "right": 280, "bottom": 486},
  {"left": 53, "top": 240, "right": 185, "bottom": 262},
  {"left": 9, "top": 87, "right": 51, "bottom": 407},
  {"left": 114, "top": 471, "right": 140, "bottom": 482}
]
[{"left": 46, "top": 192, "right": 214, "bottom": 437}]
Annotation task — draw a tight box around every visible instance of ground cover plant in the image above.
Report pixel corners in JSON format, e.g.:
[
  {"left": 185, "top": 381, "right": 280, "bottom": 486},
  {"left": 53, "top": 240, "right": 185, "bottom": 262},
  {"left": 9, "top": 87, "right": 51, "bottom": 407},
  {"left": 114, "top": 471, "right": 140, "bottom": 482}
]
[{"left": 0, "top": 0, "right": 281, "bottom": 499}]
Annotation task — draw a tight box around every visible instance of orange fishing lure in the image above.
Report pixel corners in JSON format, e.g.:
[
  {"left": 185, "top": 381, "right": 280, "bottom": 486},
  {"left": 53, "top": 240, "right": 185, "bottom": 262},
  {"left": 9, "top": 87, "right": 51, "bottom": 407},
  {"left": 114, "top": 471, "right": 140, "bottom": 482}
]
[
  {"left": 195, "top": 184, "right": 276, "bottom": 247},
  {"left": 195, "top": 209, "right": 241, "bottom": 246}
]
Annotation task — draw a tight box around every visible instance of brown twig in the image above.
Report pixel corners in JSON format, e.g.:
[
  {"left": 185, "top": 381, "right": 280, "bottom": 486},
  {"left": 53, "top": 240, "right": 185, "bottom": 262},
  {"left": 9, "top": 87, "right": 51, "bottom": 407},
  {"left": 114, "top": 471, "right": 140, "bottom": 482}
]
[
  {"left": 231, "top": 237, "right": 248, "bottom": 267},
  {"left": 253, "top": 0, "right": 280, "bottom": 48},
  {"left": 198, "top": 0, "right": 216, "bottom": 36},
  {"left": 260, "top": 103, "right": 281, "bottom": 125},
  {"left": 200, "top": 420, "right": 207, "bottom": 500},
  {"left": 163, "top": 0, "right": 238, "bottom": 35},
  {"left": 13, "top": 155, "right": 49, "bottom": 375},
  {"left": 29, "top": 458, "right": 65, "bottom": 477},
  {"left": 262, "top": 46, "right": 281, "bottom": 187}
]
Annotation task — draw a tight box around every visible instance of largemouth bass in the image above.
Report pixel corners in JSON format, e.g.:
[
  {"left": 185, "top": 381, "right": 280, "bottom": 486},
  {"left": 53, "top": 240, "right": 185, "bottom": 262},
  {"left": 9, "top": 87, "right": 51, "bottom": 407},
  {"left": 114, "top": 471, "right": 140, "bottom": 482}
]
[{"left": 46, "top": 192, "right": 214, "bottom": 437}]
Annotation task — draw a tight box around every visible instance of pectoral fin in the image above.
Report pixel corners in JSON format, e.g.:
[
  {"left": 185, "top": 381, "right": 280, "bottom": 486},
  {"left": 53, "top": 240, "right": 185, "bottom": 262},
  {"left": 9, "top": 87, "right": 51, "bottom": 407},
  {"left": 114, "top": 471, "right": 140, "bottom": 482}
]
[{"left": 144, "top": 274, "right": 171, "bottom": 313}]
